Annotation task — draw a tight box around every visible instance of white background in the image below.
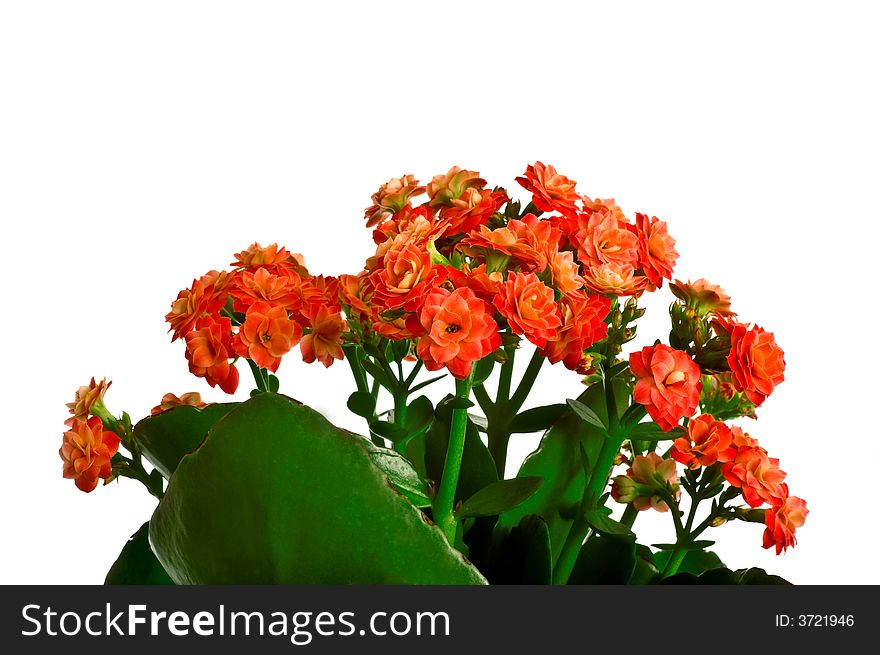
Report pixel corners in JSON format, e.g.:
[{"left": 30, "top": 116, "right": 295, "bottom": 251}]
[{"left": 2, "top": 1, "right": 877, "bottom": 584}]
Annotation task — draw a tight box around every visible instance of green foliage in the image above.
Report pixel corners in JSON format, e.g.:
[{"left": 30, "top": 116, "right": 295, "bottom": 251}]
[{"left": 105, "top": 522, "right": 173, "bottom": 585}]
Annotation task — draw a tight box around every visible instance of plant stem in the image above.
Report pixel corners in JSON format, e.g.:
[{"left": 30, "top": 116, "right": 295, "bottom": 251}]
[
  {"left": 247, "top": 359, "right": 269, "bottom": 392},
  {"left": 496, "top": 346, "right": 515, "bottom": 404},
  {"left": 392, "top": 391, "right": 408, "bottom": 455},
  {"left": 552, "top": 514, "right": 591, "bottom": 585},
  {"left": 620, "top": 504, "right": 640, "bottom": 529},
  {"left": 509, "top": 347, "right": 545, "bottom": 412},
  {"left": 433, "top": 371, "right": 474, "bottom": 545}
]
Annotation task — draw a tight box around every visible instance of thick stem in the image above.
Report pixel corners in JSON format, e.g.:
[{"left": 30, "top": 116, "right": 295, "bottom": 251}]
[
  {"left": 488, "top": 426, "right": 509, "bottom": 479},
  {"left": 620, "top": 504, "right": 640, "bottom": 529},
  {"left": 433, "top": 371, "right": 475, "bottom": 545},
  {"left": 246, "top": 359, "right": 269, "bottom": 392},
  {"left": 509, "top": 347, "right": 545, "bottom": 413},
  {"left": 496, "top": 346, "right": 515, "bottom": 404},
  {"left": 552, "top": 514, "right": 591, "bottom": 585},
  {"left": 392, "top": 391, "right": 408, "bottom": 455}
]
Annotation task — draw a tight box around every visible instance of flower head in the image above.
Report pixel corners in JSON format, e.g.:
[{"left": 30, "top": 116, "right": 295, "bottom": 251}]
[
  {"left": 370, "top": 237, "right": 441, "bottom": 312},
  {"left": 184, "top": 316, "right": 240, "bottom": 394},
  {"left": 426, "top": 166, "right": 486, "bottom": 207},
  {"left": 630, "top": 344, "right": 702, "bottom": 431},
  {"left": 722, "top": 446, "right": 788, "bottom": 508},
  {"left": 65, "top": 377, "right": 112, "bottom": 427},
  {"left": 364, "top": 175, "right": 426, "bottom": 227},
  {"left": 60, "top": 416, "right": 120, "bottom": 493},
  {"left": 635, "top": 212, "right": 678, "bottom": 287},
  {"left": 516, "top": 162, "right": 580, "bottom": 215},
  {"left": 671, "top": 413, "right": 736, "bottom": 469},
  {"left": 541, "top": 292, "right": 611, "bottom": 371},
  {"left": 166, "top": 270, "right": 232, "bottom": 341},
  {"left": 723, "top": 321, "right": 785, "bottom": 407},
  {"left": 495, "top": 272, "right": 562, "bottom": 348},
  {"left": 670, "top": 278, "right": 736, "bottom": 318},
  {"left": 416, "top": 287, "right": 500, "bottom": 379},
  {"left": 235, "top": 302, "right": 302, "bottom": 373},
  {"left": 763, "top": 496, "right": 808, "bottom": 554},
  {"left": 300, "top": 305, "right": 347, "bottom": 368}
]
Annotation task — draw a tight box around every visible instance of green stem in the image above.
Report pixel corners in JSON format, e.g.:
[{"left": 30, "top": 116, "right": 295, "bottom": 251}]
[
  {"left": 552, "top": 513, "right": 591, "bottom": 585},
  {"left": 620, "top": 504, "right": 640, "bottom": 529},
  {"left": 508, "top": 347, "right": 545, "bottom": 413},
  {"left": 433, "top": 371, "right": 475, "bottom": 545},
  {"left": 392, "top": 391, "right": 408, "bottom": 455},
  {"left": 473, "top": 384, "right": 494, "bottom": 415},
  {"left": 496, "top": 346, "right": 515, "bottom": 404},
  {"left": 488, "top": 425, "right": 509, "bottom": 479},
  {"left": 246, "top": 359, "right": 269, "bottom": 392}
]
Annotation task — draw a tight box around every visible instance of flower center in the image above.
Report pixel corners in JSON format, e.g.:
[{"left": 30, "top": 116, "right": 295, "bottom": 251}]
[
  {"left": 445, "top": 324, "right": 460, "bottom": 334},
  {"left": 664, "top": 370, "right": 685, "bottom": 386}
]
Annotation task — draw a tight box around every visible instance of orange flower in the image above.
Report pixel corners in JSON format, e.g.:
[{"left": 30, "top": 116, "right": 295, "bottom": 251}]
[
  {"left": 426, "top": 166, "right": 486, "bottom": 207},
  {"left": 300, "top": 305, "right": 347, "bottom": 368},
  {"left": 669, "top": 278, "right": 736, "bottom": 317},
  {"left": 364, "top": 175, "right": 426, "bottom": 227},
  {"left": 515, "top": 162, "right": 580, "bottom": 215},
  {"left": 460, "top": 220, "right": 544, "bottom": 272},
  {"left": 730, "top": 424, "right": 759, "bottom": 449},
  {"left": 235, "top": 302, "right": 302, "bottom": 373},
  {"left": 338, "top": 272, "right": 374, "bottom": 319},
  {"left": 495, "top": 272, "right": 562, "bottom": 348},
  {"left": 65, "top": 377, "right": 112, "bottom": 427},
  {"left": 541, "top": 292, "right": 611, "bottom": 371},
  {"left": 725, "top": 321, "right": 785, "bottom": 407},
  {"left": 763, "top": 496, "right": 808, "bottom": 554},
  {"left": 722, "top": 446, "right": 788, "bottom": 508},
  {"left": 230, "top": 266, "right": 303, "bottom": 313},
  {"left": 185, "top": 316, "right": 240, "bottom": 394},
  {"left": 630, "top": 344, "right": 701, "bottom": 431},
  {"left": 232, "top": 242, "right": 303, "bottom": 272},
  {"left": 439, "top": 187, "right": 507, "bottom": 236},
  {"left": 671, "top": 413, "right": 736, "bottom": 469},
  {"left": 370, "top": 237, "right": 441, "bottom": 312},
  {"left": 636, "top": 213, "right": 678, "bottom": 287},
  {"left": 150, "top": 392, "right": 208, "bottom": 416},
  {"left": 547, "top": 247, "right": 584, "bottom": 295},
  {"left": 582, "top": 262, "right": 650, "bottom": 296},
  {"left": 582, "top": 196, "right": 626, "bottom": 221},
  {"left": 416, "top": 287, "right": 501, "bottom": 379},
  {"left": 297, "top": 274, "right": 342, "bottom": 321},
  {"left": 166, "top": 270, "right": 232, "bottom": 341},
  {"left": 60, "top": 416, "right": 120, "bottom": 493},
  {"left": 574, "top": 207, "right": 640, "bottom": 268},
  {"left": 610, "top": 453, "right": 680, "bottom": 512},
  {"left": 446, "top": 264, "right": 504, "bottom": 302}
]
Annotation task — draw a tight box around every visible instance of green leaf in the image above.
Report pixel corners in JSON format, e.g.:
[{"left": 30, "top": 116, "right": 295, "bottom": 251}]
[
  {"left": 568, "top": 535, "right": 636, "bottom": 584},
  {"left": 361, "top": 359, "right": 392, "bottom": 389},
  {"left": 472, "top": 355, "right": 496, "bottom": 387},
  {"left": 653, "top": 540, "right": 715, "bottom": 551},
  {"left": 409, "top": 374, "right": 447, "bottom": 393},
  {"left": 605, "top": 361, "right": 629, "bottom": 378},
  {"left": 509, "top": 404, "right": 568, "bottom": 434},
  {"left": 347, "top": 390, "right": 376, "bottom": 419},
  {"left": 132, "top": 403, "right": 238, "bottom": 479},
  {"left": 439, "top": 396, "right": 475, "bottom": 411},
  {"left": 389, "top": 339, "right": 410, "bottom": 363},
  {"left": 150, "top": 394, "right": 486, "bottom": 584},
  {"left": 404, "top": 395, "right": 434, "bottom": 439},
  {"left": 369, "top": 419, "right": 409, "bottom": 443},
  {"left": 486, "top": 515, "right": 552, "bottom": 584},
  {"left": 362, "top": 441, "right": 432, "bottom": 508},
  {"left": 654, "top": 549, "right": 725, "bottom": 576},
  {"left": 628, "top": 422, "right": 686, "bottom": 441},
  {"left": 566, "top": 398, "right": 607, "bottom": 431},
  {"left": 660, "top": 567, "right": 791, "bottom": 585},
  {"left": 267, "top": 374, "right": 280, "bottom": 393},
  {"left": 583, "top": 508, "right": 636, "bottom": 541},
  {"left": 105, "top": 522, "right": 174, "bottom": 585},
  {"left": 457, "top": 477, "right": 543, "bottom": 519},
  {"left": 496, "top": 379, "right": 630, "bottom": 565},
  {"left": 628, "top": 544, "right": 660, "bottom": 584}
]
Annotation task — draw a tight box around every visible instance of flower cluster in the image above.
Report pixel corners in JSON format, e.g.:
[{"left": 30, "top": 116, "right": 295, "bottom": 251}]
[
  {"left": 165, "top": 243, "right": 347, "bottom": 393},
  {"left": 60, "top": 378, "right": 119, "bottom": 492}
]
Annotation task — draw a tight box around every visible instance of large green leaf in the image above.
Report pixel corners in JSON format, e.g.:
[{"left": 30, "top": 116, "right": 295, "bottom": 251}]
[
  {"left": 660, "top": 567, "right": 791, "bottom": 585},
  {"left": 495, "top": 379, "right": 629, "bottom": 564},
  {"left": 654, "top": 549, "right": 725, "bottom": 577},
  {"left": 150, "top": 393, "right": 486, "bottom": 584},
  {"left": 105, "top": 522, "right": 174, "bottom": 585},
  {"left": 457, "top": 477, "right": 543, "bottom": 519},
  {"left": 362, "top": 440, "right": 432, "bottom": 508},
  {"left": 486, "top": 515, "right": 552, "bottom": 584},
  {"left": 133, "top": 403, "right": 238, "bottom": 479}
]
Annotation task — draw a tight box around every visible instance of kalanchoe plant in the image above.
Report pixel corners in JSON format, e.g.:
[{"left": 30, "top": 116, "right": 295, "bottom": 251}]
[{"left": 61, "top": 162, "right": 807, "bottom": 585}]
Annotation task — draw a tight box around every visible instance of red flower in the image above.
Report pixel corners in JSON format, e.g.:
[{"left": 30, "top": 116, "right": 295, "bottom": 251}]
[
  {"left": 671, "top": 413, "right": 736, "bottom": 469},
  {"left": 166, "top": 270, "right": 232, "bottom": 341},
  {"left": 235, "top": 302, "right": 302, "bottom": 373},
  {"left": 636, "top": 213, "right": 678, "bottom": 287},
  {"left": 185, "top": 316, "right": 240, "bottom": 394},
  {"left": 426, "top": 166, "right": 486, "bottom": 207},
  {"left": 516, "top": 162, "right": 580, "bottom": 215},
  {"left": 300, "top": 305, "right": 347, "bottom": 368},
  {"left": 574, "top": 208, "right": 640, "bottom": 268},
  {"left": 669, "top": 278, "right": 736, "bottom": 318},
  {"left": 630, "top": 344, "right": 701, "bottom": 431},
  {"left": 725, "top": 321, "right": 785, "bottom": 406},
  {"left": 230, "top": 266, "right": 303, "bottom": 313},
  {"left": 495, "top": 272, "right": 562, "bottom": 348},
  {"left": 416, "top": 287, "right": 500, "bottom": 379},
  {"left": 232, "top": 242, "right": 303, "bottom": 272},
  {"left": 541, "top": 292, "right": 611, "bottom": 371},
  {"left": 722, "top": 446, "right": 788, "bottom": 508},
  {"left": 439, "top": 187, "right": 507, "bottom": 236},
  {"left": 763, "top": 496, "right": 808, "bottom": 554},
  {"left": 370, "top": 237, "right": 441, "bottom": 312},
  {"left": 60, "top": 416, "right": 120, "bottom": 493}
]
